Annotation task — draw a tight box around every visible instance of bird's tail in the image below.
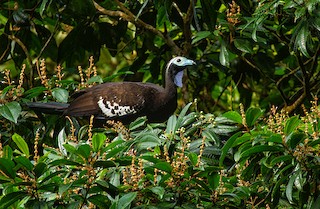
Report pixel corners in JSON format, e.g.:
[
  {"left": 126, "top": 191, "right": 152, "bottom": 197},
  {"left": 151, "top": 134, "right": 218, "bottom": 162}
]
[{"left": 26, "top": 102, "right": 69, "bottom": 115}]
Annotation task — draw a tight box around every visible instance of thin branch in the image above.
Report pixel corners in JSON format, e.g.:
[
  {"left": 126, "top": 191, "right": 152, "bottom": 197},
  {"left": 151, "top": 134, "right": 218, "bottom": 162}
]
[
  {"left": 92, "top": 0, "right": 182, "bottom": 54},
  {"left": 36, "top": 19, "right": 59, "bottom": 61},
  {"left": 182, "top": 0, "right": 195, "bottom": 55}
]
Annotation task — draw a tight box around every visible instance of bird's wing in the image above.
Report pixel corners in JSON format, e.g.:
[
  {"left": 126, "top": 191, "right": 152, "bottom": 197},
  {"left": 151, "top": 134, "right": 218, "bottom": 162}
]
[{"left": 65, "top": 82, "right": 155, "bottom": 118}]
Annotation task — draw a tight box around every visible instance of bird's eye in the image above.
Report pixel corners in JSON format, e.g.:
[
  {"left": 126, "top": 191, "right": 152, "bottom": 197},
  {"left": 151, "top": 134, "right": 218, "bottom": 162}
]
[{"left": 177, "top": 58, "right": 181, "bottom": 62}]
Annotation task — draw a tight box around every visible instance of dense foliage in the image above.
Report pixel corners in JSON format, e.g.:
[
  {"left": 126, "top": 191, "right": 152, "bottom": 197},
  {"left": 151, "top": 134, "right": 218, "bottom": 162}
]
[{"left": 0, "top": 0, "right": 320, "bottom": 208}]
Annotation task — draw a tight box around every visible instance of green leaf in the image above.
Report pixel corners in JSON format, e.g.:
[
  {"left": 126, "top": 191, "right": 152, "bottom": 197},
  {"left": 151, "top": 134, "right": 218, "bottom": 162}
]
[
  {"left": 188, "top": 152, "right": 198, "bottom": 166},
  {"left": 286, "top": 172, "right": 299, "bottom": 204},
  {"left": 219, "top": 41, "right": 229, "bottom": 67},
  {"left": 219, "top": 132, "right": 242, "bottom": 167},
  {"left": 34, "top": 162, "right": 47, "bottom": 178},
  {"left": 245, "top": 107, "right": 263, "bottom": 127},
  {"left": 24, "top": 86, "right": 47, "bottom": 99},
  {"left": 284, "top": 116, "right": 300, "bottom": 136},
  {"left": 176, "top": 102, "right": 193, "bottom": 131},
  {"left": 166, "top": 115, "right": 177, "bottom": 135},
  {"left": 192, "top": 31, "right": 212, "bottom": 44},
  {"left": 12, "top": 133, "right": 30, "bottom": 157},
  {"left": 52, "top": 88, "right": 69, "bottom": 103},
  {"left": 88, "top": 194, "right": 111, "bottom": 207},
  {"left": 135, "top": 133, "right": 161, "bottom": 151},
  {"left": 14, "top": 156, "right": 33, "bottom": 171},
  {"left": 0, "top": 101, "right": 21, "bottom": 123},
  {"left": 295, "top": 22, "right": 310, "bottom": 58},
  {"left": 92, "top": 133, "right": 106, "bottom": 152},
  {"left": 77, "top": 144, "right": 91, "bottom": 159},
  {"left": 2, "top": 145, "right": 13, "bottom": 159},
  {"left": 0, "top": 158, "right": 16, "bottom": 179},
  {"left": 234, "top": 39, "right": 254, "bottom": 54},
  {"left": 87, "top": 75, "right": 103, "bottom": 84},
  {"left": 129, "top": 116, "right": 146, "bottom": 131},
  {"left": 239, "top": 145, "right": 282, "bottom": 161},
  {"left": 222, "top": 111, "right": 243, "bottom": 124},
  {"left": 154, "top": 162, "right": 172, "bottom": 174},
  {"left": 58, "top": 128, "right": 67, "bottom": 156},
  {"left": 150, "top": 186, "right": 165, "bottom": 199},
  {"left": 0, "top": 191, "right": 28, "bottom": 209},
  {"left": 207, "top": 172, "right": 220, "bottom": 190},
  {"left": 117, "top": 192, "right": 137, "bottom": 209},
  {"left": 93, "top": 160, "right": 116, "bottom": 168}
]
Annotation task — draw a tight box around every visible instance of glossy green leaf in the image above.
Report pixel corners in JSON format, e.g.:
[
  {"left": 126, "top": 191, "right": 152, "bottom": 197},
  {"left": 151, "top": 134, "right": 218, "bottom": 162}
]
[
  {"left": 92, "top": 133, "right": 106, "bottom": 152},
  {"left": 219, "top": 41, "right": 229, "bottom": 67},
  {"left": 77, "top": 144, "right": 91, "bottom": 159},
  {"left": 150, "top": 186, "right": 165, "bottom": 199},
  {"left": 188, "top": 152, "right": 198, "bottom": 166},
  {"left": 245, "top": 107, "right": 263, "bottom": 127},
  {"left": 0, "top": 158, "right": 15, "bottom": 179},
  {"left": 14, "top": 156, "right": 33, "bottom": 170},
  {"left": 2, "top": 145, "right": 13, "bottom": 159},
  {"left": 93, "top": 160, "right": 117, "bottom": 168},
  {"left": 220, "top": 132, "right": 242, "bottom": 166},
  {"left": 286, "top": 172, "right": 299, "bottom": 204},
  {"left": 87, "top": 75, "right": 103, "bottom": 84},
  {"left": 12, "top": 133, "right": 30, "bottom": 157},
  {"left": 88, "top": 194, "right": 111, "bottom": 207},
  {"left": 192, "top": 31, "right": 212, "bottom": 44},
  {"left": 0, "top": 191, "right": 28, "bottom": 209},
  {"left": 166, "top": 115, "right": 177, "bottom": 134},
  {"left": 284, "top": 116, "right": 300, "bottom": 136},
  {"left": 222, "top": 111, "right": 243, "bottom": 124},
  {"left": 34, "top": 162, "right": 47, "bottom": 178},
  {"left": 117, "top": 192, "right": 137, "bottom": 209},
  {"left": 154, "top": 162, "right": 172, "bottom": 174},
  {"left": 176, "top": 102, "right": 193, "bottom": 131},
  {"left": 234, "top": 39, "right": 254, "bottom": 54},
  {"left": 239, "top": 145, "right": 282, "bottom": 161},
  {"left": 207, "top": 172, "right": 220, "bottom": 190},
  {"left": 295, "top": 21, "right": 310, "bottom": 58},
  {"left": 24, "top": 86, "right": 47, "bottom": 99},
  {"left": 0, "top": 101, "right": 21, "bottom": 123},
  {"left": 129, "top": 116, "right": 146, "bottom": 131},
  {"left": 52, "top": 87, "right": 69, "bottom": 103}
]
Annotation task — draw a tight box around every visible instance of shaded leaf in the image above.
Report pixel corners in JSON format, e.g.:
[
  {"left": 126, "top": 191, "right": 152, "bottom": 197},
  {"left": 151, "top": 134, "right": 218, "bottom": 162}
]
[
  {"left": 220, "top": 132, "right": 242, "bottom": 166},
  {"left": 0, "top": 158, "right": 16, "bottom": 179},
  {"left": 52, "top": 88, "right": 69, "bottom": 103},
  {"left": 14, "top": 156, "right": 33, "bottom": 171},
  {"left": 0, "top": 101, "right": 21, "bottom": 123},
  {"left": 245, "top": 107, "right": 263, "bottom": 127},
  {"left": 0, "top": 191, "right": 28, "bottom": 209},
  {"left": 117, "top": 192, "right": 137, "bottom": 209},
  {"left": 284, "top": 116, "right": 300, "bottom": 136}
]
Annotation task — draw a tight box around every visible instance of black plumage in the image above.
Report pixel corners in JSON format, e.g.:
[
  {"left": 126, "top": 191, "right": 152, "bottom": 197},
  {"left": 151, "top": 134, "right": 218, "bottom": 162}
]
[{"left": 27, "top": 56, "right": 196, "bottom": 124}]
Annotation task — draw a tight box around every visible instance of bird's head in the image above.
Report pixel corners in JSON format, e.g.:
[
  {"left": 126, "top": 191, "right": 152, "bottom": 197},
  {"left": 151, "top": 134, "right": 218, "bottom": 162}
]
[{"left": 166, "top": 56, "right": 196, "bottom": 87}]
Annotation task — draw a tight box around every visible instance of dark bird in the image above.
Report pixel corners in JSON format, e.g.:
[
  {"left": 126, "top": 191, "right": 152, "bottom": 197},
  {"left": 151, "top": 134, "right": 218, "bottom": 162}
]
[{"left": 27, "top": 56, "right": 196, "bottom": 124}]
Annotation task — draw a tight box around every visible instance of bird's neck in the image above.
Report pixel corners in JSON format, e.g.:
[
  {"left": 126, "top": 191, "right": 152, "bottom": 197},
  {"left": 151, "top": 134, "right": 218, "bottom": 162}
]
[{"left": 164, "top": 68, "right": 177, "bottom": 97}]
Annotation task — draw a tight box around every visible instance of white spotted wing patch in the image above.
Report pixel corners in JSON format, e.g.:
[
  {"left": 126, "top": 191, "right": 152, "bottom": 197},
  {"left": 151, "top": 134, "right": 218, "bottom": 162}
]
[{"left": 97, "top": 96, "right": 138, "bottom": 117}]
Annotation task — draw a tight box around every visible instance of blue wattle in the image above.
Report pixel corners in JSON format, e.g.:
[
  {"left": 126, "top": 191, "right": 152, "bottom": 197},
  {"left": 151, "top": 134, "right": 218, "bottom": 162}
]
[{"left": 174, "top": 71, "right": 184, "bottom": 87}]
